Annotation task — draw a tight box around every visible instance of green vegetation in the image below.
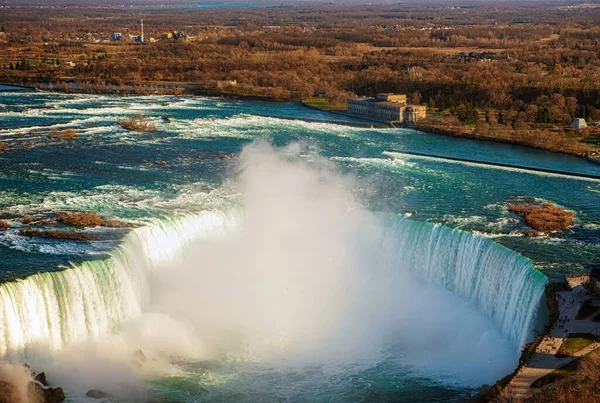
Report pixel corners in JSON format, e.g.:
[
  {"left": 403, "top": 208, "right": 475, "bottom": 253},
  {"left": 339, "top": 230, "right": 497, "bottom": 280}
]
[
  {"left": 557, "top": 333, "right": 597, "bottom": 357},
  {"left": 302, "top": 97, "right": 346, "bottom": 112}
]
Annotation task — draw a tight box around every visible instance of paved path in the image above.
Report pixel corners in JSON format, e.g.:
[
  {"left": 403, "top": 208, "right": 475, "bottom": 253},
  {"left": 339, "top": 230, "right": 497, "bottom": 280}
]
[
  {"left": 507, "top": 276, "right": 600, "bottom": 400},
  {"left": 508, "top": 342, "right": 600, "bottom": 400}
]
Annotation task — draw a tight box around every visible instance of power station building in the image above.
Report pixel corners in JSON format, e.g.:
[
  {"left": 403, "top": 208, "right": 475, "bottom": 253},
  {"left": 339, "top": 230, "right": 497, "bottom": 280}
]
[{"left": 347, "top": 93, "right": 427, "bottom": 123}]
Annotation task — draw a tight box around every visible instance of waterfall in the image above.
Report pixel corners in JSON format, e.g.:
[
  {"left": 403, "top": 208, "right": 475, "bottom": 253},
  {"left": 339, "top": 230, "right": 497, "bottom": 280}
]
[
  {"left": 0, "top": 212, "right": 546, "bottom": 359},
  {"left": 386, "top": 219, "right": 547, "bottom": 349},
  {"left": 0, "top": 212, "right": 229, "bottom": 359}
]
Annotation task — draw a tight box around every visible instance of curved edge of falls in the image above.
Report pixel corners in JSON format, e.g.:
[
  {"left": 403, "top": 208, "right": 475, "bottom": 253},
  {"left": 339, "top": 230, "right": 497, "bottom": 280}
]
[
  {"left": 0, "top": 213, "right": 547, "bottom": 360},
  {"left": 0, "top": 212, "right": 229, "bottom": 359},
  {"left": 388, "top": 218, "right": 548, "bottom": 350}
]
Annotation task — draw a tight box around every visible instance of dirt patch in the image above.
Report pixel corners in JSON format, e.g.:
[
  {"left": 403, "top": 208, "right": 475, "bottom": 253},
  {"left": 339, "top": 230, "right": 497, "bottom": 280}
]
[
  {"left": 118, "top": 114, "right": 156, "bottom": 132},
  {"left": 57, "top": 211, "right": 134, "bottom": 228},
  {"left": 48, "top": 128, "right": 79, "bottom": 141},
  {"left": 508, "top": 202, "right": 574, "bottom": 232}
]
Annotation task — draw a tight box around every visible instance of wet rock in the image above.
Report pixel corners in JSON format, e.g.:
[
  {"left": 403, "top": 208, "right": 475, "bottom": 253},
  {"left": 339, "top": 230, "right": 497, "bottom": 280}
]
[
  {"left": 19, "top": 228, "right": 99, "bottom": 241},
  {"left": 133, "top": 349, "right": 147, "bottom": 363},
  {"left": 34, "top": 372, "right": 49, "bottom": 386},
  {"left": 44, "top": 386, "right": 66, "bottom": 403},
  {"left": 162, "top": 117, "right": 171, "bottom": 123},
  {"left": 132, "top": 349, "right": 147, "bottom": 369},
  {"left": 29, "top": 381, "right": 65, "bottom": 403},
  {"left": 87, "top": 389, "right": 111, "bottom": 399},
  {"left": 219, "top": 153, "right": 230, "bottom": 160},
  {"left": 155, "top": 160, "right": 167, "bottom": 166},
  {"left": 22, "top": 216, "right": 34, "bottom": 224}
]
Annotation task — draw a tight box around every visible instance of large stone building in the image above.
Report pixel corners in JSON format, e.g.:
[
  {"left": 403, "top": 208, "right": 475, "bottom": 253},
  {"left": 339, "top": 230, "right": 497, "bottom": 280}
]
[{"left": 347, "top": 93, "right": 427, "bottom": 123}]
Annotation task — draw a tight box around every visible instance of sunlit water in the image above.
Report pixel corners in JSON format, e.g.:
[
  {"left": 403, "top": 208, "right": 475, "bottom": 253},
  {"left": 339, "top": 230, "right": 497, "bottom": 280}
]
[{"left": 0, "top": 88, "right": 599, "bottom": 402}]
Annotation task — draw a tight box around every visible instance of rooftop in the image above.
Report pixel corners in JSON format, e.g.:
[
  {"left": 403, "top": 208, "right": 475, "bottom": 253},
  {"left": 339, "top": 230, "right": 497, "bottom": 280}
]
[{"left": 349, "top": 98, "right": 406, "bottom": 106}]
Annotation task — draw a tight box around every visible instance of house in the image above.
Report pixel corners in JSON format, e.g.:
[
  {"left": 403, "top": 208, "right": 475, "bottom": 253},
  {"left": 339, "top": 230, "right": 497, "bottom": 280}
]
[
  {"left": 347, "top": 93, "right": 427, "bottom": 123},
  {"left": 572, "top": 118, "right": 588, "bottom": 129},
  {"left": 588, "top": 266, "right": 600, "bottom": 295}
]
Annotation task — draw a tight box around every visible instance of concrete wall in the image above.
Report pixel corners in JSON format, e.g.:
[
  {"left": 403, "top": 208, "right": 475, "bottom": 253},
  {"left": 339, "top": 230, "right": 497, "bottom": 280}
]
[{"left": 348, "top": 97, "right": 426, "bottom": 122}]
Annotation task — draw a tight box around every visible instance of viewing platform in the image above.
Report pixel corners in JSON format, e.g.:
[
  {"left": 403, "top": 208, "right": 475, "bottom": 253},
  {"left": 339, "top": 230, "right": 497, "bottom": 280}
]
[{"left": 506, "top": 274, "right": 600, "bottom": 400}]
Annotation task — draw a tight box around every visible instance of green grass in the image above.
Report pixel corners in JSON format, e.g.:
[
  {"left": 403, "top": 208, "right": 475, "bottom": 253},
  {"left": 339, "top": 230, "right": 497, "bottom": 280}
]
[
  {"left": 531, "top": 346, "right": 600, "bottom": 388},
  {"left": 557, "top": 333, "right": 597, "bottom": 356},
  {"left": 301, "top": 97, "right": 346, "bottom": 111}
]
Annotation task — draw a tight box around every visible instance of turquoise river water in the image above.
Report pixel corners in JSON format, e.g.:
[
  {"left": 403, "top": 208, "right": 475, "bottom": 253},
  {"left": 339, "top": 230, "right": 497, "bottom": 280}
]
[{"left": 0, "top": 87, "right": 599, "bottom": 402}]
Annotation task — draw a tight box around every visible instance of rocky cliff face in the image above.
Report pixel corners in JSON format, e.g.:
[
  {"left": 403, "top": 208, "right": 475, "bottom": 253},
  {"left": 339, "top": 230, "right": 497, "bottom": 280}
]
[{"left": 0, "top": 366, "right": 64, "bottom": 403}]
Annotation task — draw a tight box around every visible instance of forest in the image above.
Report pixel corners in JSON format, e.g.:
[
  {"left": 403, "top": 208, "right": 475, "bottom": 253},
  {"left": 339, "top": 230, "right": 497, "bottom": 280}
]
[{"left": 0, "top": 0, "right": 599, "bottom": 155}]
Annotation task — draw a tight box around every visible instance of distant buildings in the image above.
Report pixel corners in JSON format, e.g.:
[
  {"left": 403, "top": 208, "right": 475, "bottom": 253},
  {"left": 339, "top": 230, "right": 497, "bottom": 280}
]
[
  {"left": 347, "top": 93, "right": 427, "bottom": 123},
  {"left": 572, "top": 118, "right": 588, "bottom": 129},
  {"left": 112, "top": 27, "right": 190, "bottom": 43},
  {"left": 457, "top": 51, "right": 497, "bottom": 63}
]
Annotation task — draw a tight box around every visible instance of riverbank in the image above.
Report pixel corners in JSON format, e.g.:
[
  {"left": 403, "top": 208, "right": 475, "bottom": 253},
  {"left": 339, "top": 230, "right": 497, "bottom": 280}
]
[
  {"left": 300, "top": 97, "right": 599, "bottom": 161},
  {"left": 0, "top": 80, "right": 288, "bottom": 103},
  {"left": 3, "top": 82, "right": 599, "bottom": 163},
  {"left": 415, "top": 118, "right": 597, "bottom": 159}
]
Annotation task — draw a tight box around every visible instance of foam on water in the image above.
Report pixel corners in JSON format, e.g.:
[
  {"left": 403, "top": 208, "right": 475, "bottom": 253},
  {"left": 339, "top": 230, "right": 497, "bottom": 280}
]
[{"left": 384, "top": 151, "right": 600, "bottom": 183}]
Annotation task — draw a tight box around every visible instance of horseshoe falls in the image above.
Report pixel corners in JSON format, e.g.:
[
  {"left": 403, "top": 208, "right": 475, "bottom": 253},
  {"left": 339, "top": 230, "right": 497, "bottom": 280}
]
[
  {"left": 388, "top": 219, "right": 547, "bottom": 349},
  {"left": 1, "top": 88, "right": 599, "bottom": 402},
  {"left": 0, "top": 213, "right": 229, "bottom": 359},
  {"left": 0, "top": 214, "right": 546, "bottom": 358}
]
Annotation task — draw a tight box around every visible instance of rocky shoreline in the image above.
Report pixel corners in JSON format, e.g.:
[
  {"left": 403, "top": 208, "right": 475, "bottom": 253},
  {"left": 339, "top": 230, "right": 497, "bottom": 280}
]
[
  {"left": 414, "top": 121, "right": 592, "bottom": 159},
  {"left": 0, "top": 365, "right": 64, "bottom": 403}
]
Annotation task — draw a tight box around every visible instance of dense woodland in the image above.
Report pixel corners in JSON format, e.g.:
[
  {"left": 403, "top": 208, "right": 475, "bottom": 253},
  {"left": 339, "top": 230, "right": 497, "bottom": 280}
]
[{"left": 1, "top": 0, "right": 599, "bottom": 154}]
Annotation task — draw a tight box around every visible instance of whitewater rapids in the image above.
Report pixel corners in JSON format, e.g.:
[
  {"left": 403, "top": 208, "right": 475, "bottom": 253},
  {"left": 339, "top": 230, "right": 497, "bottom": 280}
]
[{"left": 0, "top": 141, "right": 547, "bottom": 399}]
